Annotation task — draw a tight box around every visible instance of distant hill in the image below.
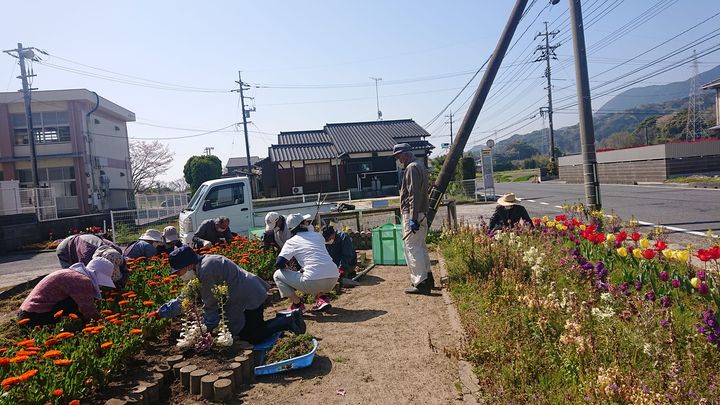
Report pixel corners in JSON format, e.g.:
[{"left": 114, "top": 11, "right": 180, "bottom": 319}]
[{"left": 471, "top": 65, "right": 720, "bottom": 157}]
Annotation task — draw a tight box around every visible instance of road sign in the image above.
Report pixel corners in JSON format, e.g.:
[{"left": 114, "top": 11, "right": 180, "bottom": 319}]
[
  {"left": 441, "top": 143, "right": 450, "bottom": 149},
  {"left": 481, "top": 148, "right": 494, "bottom": 191}
]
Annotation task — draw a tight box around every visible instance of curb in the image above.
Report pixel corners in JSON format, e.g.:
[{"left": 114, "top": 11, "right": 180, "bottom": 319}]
[
  {"left": 0, "top": 275, "right": 47, "bottom": 301},
  {"left": 436, "top": 254, "right": 481, "bottom": 404}
]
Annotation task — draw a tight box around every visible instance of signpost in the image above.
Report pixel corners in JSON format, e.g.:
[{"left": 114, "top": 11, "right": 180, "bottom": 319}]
[
  {"left": 480, "top": 148, "right": 495, "bottom": 201},
  {"left": 441, "top": 143, "right": 450, "bottom": 149}
]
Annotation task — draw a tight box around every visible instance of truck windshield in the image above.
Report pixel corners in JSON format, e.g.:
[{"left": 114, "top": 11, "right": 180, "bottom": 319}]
[{"left": 185, "top": 184, "right": 208, "bottom": 211}]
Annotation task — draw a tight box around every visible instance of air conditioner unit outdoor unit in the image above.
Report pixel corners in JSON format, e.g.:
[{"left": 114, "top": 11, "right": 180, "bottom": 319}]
[{"left": 292, "top": 186, "right": 304, "bottom": 195}]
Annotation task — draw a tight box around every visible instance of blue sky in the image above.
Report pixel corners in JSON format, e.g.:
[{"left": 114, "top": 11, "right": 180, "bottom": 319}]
[{"left": 2, "top": 0, "right": 719, "bottom": 181}]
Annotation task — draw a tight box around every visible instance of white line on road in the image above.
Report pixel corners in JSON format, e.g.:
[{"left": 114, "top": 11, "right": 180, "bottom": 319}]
[
  {"left": 554, "top": 205, "right": 563, "bottom": 209},
  {"left": 539, "top": 202, "right": 549, "bottom": 205},
  {"left": 527, "top": 199, "right": 536, "bottom": 202}
]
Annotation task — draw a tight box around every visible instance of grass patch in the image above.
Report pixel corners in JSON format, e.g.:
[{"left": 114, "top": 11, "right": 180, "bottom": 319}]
[
  {"left": 492, "top": 169, "right": 539, "bottom": 183},
  {"left": 666, "top": 175, "right": 720, "bottom": 184}
]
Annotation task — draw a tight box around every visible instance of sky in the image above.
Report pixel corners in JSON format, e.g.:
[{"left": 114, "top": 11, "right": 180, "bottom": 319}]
[{"left": 2, "top": 0, "right": 719, "bottom": 182}]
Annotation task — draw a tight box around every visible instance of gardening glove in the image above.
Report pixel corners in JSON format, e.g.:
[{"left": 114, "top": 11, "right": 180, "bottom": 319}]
[
  {"left": 409, "top": 219, "right": 420, "bottom": 232},
  {"left": 202, "top": 240, "right": 212, "bottom": 248}
]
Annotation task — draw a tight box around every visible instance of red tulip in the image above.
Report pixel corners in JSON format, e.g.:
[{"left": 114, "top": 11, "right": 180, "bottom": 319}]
[
  {"left": 616, "top": 231, "right": 627, "bottom": 242},
  {"left": 631, "top": 232, "right": 641, "bottom": 242},
  {"left": 654, "top": 240, "right": 668, "bottom": 251},
  {"left": 641, "top": 249, "right": 656, "bottom": 260}
]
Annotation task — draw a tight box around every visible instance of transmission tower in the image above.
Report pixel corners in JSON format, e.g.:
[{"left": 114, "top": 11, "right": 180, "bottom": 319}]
[
  {"left": 534, "top": 22, "right": 560, "bottom": 163},
  {"left": 685, "top": 49, "right": 707, "bottom": 140}
]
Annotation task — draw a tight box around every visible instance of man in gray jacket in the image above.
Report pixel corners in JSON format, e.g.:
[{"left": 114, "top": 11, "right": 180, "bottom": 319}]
[
  {"left": 192, "top": 217, "right": 233, "bottom": 248},
  {"left": 393, "top": 143, "right": 434, "bottom": 295},
  {"left": 157, "top": 246, "right": 305, "bottom": 343}
]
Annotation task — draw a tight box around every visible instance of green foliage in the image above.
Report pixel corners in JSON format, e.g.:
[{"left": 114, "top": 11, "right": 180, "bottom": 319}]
[
  {"left": 265, "top": 333, "right": 314, "bottom": 364},
  {"left": 460, "top": 156, "right": 476, "bottom": 180},
  {"left": 183, "top": 155, "right": 222, "bottom": 194}
]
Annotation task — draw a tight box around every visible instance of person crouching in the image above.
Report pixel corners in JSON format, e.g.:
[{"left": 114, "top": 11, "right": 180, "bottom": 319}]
[{"left": 273, "top": 213, "right": 340, "bottom": 312}]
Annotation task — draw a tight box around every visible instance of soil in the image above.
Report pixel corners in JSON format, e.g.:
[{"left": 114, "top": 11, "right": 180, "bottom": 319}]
[{"left": 0, "top": 252, "right": 466, "bottom": 404}]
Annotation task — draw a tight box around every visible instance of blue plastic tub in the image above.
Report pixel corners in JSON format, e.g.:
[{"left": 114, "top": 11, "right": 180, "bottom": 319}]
[{"left": 254, "top": 337, "right": 319, "bottom": 376}]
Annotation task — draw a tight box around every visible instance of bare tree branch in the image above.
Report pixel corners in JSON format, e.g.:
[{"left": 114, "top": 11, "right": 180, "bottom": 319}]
[{"left": 129, "top": 140, "right": 174, "bottom": 193}]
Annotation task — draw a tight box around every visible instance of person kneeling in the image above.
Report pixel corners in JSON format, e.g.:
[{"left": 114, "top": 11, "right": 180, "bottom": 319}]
[
  {"left": 274, "top": 214, "right": 340, "bottom": 312},
  {"left": 157, "top": 246, "right": 305, "bottom": 344}
]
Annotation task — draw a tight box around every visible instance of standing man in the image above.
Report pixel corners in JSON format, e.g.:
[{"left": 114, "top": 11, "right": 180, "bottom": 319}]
[{"left": 392, "top": 143, "right": 433, "bottom": 295}]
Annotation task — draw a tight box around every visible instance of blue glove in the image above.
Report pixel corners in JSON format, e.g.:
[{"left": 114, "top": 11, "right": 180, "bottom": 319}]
[{"left": 409, "top": 219, "right": 420, "bottom": 232}]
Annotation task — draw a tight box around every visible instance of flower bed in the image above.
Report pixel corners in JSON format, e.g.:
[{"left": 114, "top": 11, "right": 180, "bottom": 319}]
[
  {"left": 440, "top": 212, "right": 720, "bottom": 402},
  {"left": 0, "top": 236, "right": 274, "bottom": 404}
]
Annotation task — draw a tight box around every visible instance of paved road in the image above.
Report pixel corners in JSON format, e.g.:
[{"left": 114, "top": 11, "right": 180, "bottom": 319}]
[
  {"left": 491, "top": 182, "right": 719, "bottom": 242},
  {"left": 0, "top": 251, "right": 58, "bottom": 292}
]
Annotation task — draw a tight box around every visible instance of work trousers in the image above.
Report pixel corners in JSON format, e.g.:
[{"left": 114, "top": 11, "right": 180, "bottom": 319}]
[
  {"left": 273, "top": 269, "right": 337, "bottom": 298},
  {"left": 402, "top": 212, "right": 431, "bottom": 286},
  {"left": 238, "top": 304, "right": 294, "bottom": 344}
]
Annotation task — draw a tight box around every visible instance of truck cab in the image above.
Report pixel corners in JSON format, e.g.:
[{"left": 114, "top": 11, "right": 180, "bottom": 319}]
[{"left": 179, "top": 177, "right": 253, "bottom": 243}]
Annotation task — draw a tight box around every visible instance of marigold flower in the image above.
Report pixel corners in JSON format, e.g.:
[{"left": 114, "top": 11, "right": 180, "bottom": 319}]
[
  {"left": 111, "top": 319, "right": 124, "bottom": 325},
  {"left": 170, "top": 289, "right": 178, "bottom": 294},
  {"left": 130, "top": 329, "right": 142, "bottom": 335},
  {"left": 105, "top": 298, "right": 115, "bottom": 303},
  {"left": 15, "top": 350, "right": 38, "bottom": 357},
  {"left": 43, "top": 350, "right": 62, "bottom": 358},
  {"left": 127, "top": 293, "right": 137, "bottom": 299},
  {"left": 69, "top": 399, "right": 80, "bottom": 405},
  {"left": 118, "top": 300, "right": 130, "bottom": 306},
  {"left": 142, "top": 300, "right": 154, "bottom": 306},
  {"left": 101, "top": 309, "right": 112, "bottom": 315},
  {"left": 16, "top": 339, "right": 35, "bottom": 347},
  {"left": 18, "top": 369, "right": 37, "bottom": 382},
  {"left": 100, "top": 342, "right": 113, "bottom": 349},
  {"left": 10, "top": 356, "right": 28, "bottom": 363},
  {"left": 52, "top": 388, "right": 64, "bottom": 397},
  {"left": 16, "top": 318, "right": 30, "bottom": 326},
  {"left": 54, "top": 359, "right": 73, "bottom": 366},
  {"left": 55, "top": 332, "right": 74, "bottom": 340},
  {"left": 130, "top": 315, "right": 140, "bottom": 320},
  {"left": 68, "top": 313, "right": 79, "bottom": 320},
  {"left": 0, "top": 358, "right": 10, "bottom": 367},
  {"left": 53, "top": 310, "right": 64, "bottom": 319},
  {"left": 1, "top": 376, "right": 21, "bottom": 388}
]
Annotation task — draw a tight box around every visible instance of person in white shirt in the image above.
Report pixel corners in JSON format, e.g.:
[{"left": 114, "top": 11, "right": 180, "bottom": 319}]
[{"left": 273, "top": 213, "right": 339, "bottom": 312}]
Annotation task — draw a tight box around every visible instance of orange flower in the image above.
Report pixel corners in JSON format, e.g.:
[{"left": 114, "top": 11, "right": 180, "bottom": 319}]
[
  {"left": 68, "top": 313, "right": 79, "bottom": 320},
  {"left": 100, "top": 342, "right": 113, "bottom": 349},
  {"left": 104, "top": 313, "right": 120, "bottom": 321},
  {"left": 16, "top": 339, "right": 35, "bottom": 347},
  {"left": 111, "top": 320, "right": 124, "bottom": 325},
  {"left": 130, "top": 329, "right": 142, "bottom": 335},
  {"left": 43, "top": 350, "right": 62, "bottom": 358},
  {"left": 1, "top": 376, "right": 21, "bottom": 389},
  {"left": 69, "top": 399, "right": 80, "bottom": 405},
  {"left": 52, "top": 388, "right": 64, "bottom": 397},
  {"left": 127, "top": 294, "right": 137, "bottom": 299},
  {"left": 15, "top": 350, "right": 38, "bottom": 357},
  {"left": 100, "top": 309, "right": 112, "bottom": 315},
  {"left": 54, "top": 359, "right": 73, "bottom": 366},
  {"left": 105, "top": 297, "right": 115, "bottom": 302},
  {"left": 17, "top": 369, "right": 37, "bottom": 382},
  {"left": 0, "top": 358, "right": 10, "bottom": 367},
  {"left": 55, "top": 332, "right": 74, "bottom": 340},
  {"left": 169, "top": 289, "right": 178, "bottom": 294},
  {"left": 10, "top": 356, "right": 29, "bottom": 363},
  {"left": 0, "top": 348, "right": 6, "bottom": 354},
  {"left": 118, "top": 300, "right": 130, "bottom": 306},
  {"left": 16, "top": 318, "right": 30, "bottom": 326},
  {"left": 142, "top": 301, "right": 154, "bottom": 306},
  {"left": 129, "top": 315, "right": 140, "bottom": 320},
  {"left": 44, "top": 338, "right": 59, "bottom": 347},
  {"left": 53, "top": 310, "right": 64, "bottom": 319}
]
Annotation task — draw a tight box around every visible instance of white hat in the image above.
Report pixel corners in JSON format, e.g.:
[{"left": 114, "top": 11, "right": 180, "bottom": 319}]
[
  {"left": 139, "top": 229, "right": 164, "bottom": 243},
  {"left": 87, "top": 257, "right": 116, "bottom": 289},
  {"left": 497, "top": 193, "right": 520, "bottom": 206},
  {"left": 163, "top": 226, "right": 179, "bottom": 242},
  {"left": 265, "top": 212, "right": 280, "bottom": 231},
  {"left": 286, "top": 213, "right": 312, "bottom": 232}
]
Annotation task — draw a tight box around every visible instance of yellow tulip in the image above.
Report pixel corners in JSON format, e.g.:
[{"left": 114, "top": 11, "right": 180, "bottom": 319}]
[
  {"left": 662, "top": 249, "right": 674, "bottom": 260},
  {"left": 674, "top": 250, "right": 689, "bottom": 262},
  {"left": 691, "top": 277, "right": 700, "bottom": 289},
  {"left": 606, "top": 233, "right": 616, "bottom": 242},
  {"left": 579, "top": 224, "right": 586, "bottom": 231},
  {"left": 547, "top": 221, "right": 555, "bottom": 228},
  {"left": 633, "top": 248, "right": 643, "bottom": 259},
  {"left": 616, "top": 247, "right": 628, "bottom": 257},
  {"left": 542, "top": 216, "right": 549, "bottom": 222},
  {"left": 640, "top": 239, "right": 650, "bottom": 249},
  {"left": 556, "top": 223, "right": 564, "bottom": 230}
]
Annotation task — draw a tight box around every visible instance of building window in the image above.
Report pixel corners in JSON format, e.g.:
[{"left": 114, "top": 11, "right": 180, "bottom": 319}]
[
  {"left": 305, "top": 163, "right": 332, "bottom": 183},
  {"left": 346, "top": 161, "right": 372, "bottom": 173},
  {"left": 11, "top": 111, "right": 71, "bottom": 145},
  {"left": 16, "top": 167, "right": 76, "bottom": 196}
]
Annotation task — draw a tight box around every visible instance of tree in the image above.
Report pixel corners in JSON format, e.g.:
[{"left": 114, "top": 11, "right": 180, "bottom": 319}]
[
  {"left": 184, "top": 155, "right": 222, "bottom": 194},
  {"left": 130, "top": 140, "right": 174, "bottom": 193}
]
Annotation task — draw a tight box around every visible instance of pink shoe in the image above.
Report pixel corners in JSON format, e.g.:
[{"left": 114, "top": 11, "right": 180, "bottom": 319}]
[
  {"left": 288, "top": 302, "right": 305, "bottom": 312},
  {"left": 311, "top": 296, "right": 332, "bottom": 312}
]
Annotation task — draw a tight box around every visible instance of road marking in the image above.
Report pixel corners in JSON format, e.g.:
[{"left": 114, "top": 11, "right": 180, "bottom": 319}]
[
  {"left": 527, "top": 199, "right": 536, "bottom": 202},
  {"left": 521, "top": 199, "right": 718, "bottom": 239}
]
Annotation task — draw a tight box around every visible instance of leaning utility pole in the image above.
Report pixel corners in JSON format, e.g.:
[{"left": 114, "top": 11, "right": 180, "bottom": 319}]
[
  {"left": 444, "top": 111, "right": 455, "bottom": 144},
  {"left": 534, "top": 22, "right": 559, "bottom": 167},
  {"left": 3, "top": 43, "right": 40, "bottom": 187},
  {"left": 233, "top": 72, "right": 253, "bottom": 176},
  {"left": 426, "top": 0, "right": 529, "bottom": 227},
  {"left": 569, "top": 0, "right": 601, "bottom": 210},
  {"left": 370, "top": 77, "right": 383, "bottom": 120}
]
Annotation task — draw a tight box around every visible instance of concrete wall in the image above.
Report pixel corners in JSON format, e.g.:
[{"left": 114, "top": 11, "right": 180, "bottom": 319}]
[
  {"left": 560, "top": 159, "right": 667, "bottom": 184},
  {"left": 0, "top": 213, "right": 110, "bottom": 252}
]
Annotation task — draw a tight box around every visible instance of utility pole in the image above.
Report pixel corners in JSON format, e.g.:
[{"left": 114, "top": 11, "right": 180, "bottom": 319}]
[
  {"left": 426, "top": 0, "right": 529, "bottom": 227},
  {"left": 685, "top": 49, "right": 707, "bottom": 141},
  {"left": 569, "top": 0, "right": 601, "bottom": 210},
  {"left": 444, "top": 111, "right": 455, "bottom": 144},
  {"left": 3, "top": 43, "right": 40, "bottom": 187},
  {"left": 233, "top": 72, "right": 253, "bottom": 176},
  {"left": 370, "top": 77, "right": 382, "bottom": 120},
  {"left": 203, "top": 147, "right": 214, "bottom": 156},
  {"left": 534, "top": 22, "right": 559, "bottom": 168}
]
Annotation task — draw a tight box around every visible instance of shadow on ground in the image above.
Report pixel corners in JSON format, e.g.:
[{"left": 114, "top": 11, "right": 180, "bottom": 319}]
[
  {"left": 356, "top": 274, "right": 384, "bottom": 286},
  {"left": 307, "top": 308, "right": 387, "bottom": 323},
  {"left": 255, "top": 354, "right": 333, "bottom": 384}
]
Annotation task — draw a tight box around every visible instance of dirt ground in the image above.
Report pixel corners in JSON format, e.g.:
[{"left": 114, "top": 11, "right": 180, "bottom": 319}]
[{"left": 243, "top": 262, "right": 464, "bottom": 405}]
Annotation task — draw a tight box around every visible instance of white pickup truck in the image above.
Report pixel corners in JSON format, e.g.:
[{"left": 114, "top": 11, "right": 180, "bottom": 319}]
[{"left": 178, "top": 177, "right": 348, "bottom": 242}]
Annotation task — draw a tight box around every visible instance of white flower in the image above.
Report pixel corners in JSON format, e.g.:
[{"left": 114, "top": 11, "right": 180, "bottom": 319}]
[
  {"left": 591, "top": 306, "right": 614, "bottom": 321},
  {"left": 600, "top": 292, "right": 613, "bottom": 303},
  {"left": 214, "top": 322, "right": 234, "bottom": 348}
]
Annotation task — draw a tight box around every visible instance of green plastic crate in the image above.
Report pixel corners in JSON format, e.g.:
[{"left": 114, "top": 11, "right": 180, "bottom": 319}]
[{"left": 372, "top": 223, "right": 406, "bottom": 265}]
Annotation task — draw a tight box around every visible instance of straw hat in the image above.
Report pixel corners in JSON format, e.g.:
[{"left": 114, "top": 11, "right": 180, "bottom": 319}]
[{"left": 497, "top": 193, "right": 520, "bottom": 206}]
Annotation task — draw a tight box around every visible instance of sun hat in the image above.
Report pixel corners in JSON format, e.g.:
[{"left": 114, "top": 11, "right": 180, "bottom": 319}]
[
  {"left": 286, "top": 213, "right": 306, "bottom": 232},
  {"left": 139, "top": 229, "right": 164, "bottom": 243},
  {"left": 168, "top": 246, "right": 201, "bottom": 273},
  {"left": 392, "top": 143, "right": 412, "bottom": 157},
  {"left": 86, "top": 257, "right": 116, "bottom": 289},
  {"left": 265, "top": 212, "right": 280, "bottom": 231},
  {"left": 163, "top": 226, "right": 179, "bottom": 242},
  {"left": 497, "top": 193, "right": 520, "bottom": 206},
  {"left": 92, "top": 245, "right": 124, "bottom": 269}
]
